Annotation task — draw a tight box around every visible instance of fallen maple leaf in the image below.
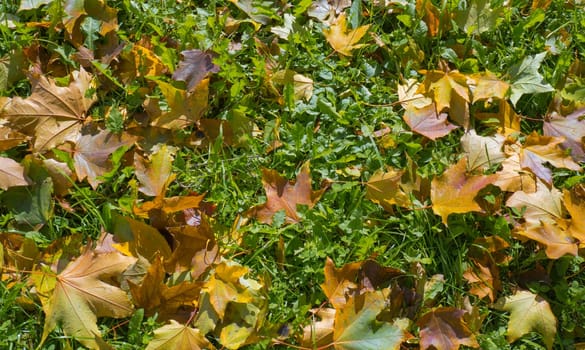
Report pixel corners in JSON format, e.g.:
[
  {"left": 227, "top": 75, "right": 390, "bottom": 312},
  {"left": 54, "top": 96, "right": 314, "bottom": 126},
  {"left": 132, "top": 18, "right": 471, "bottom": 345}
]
[
  {"left": 418, "top": 69, "right": 471, "bottom": 128},
  {"left": 431, "top": 157, "right": 497, "bottom": 225},
  {"left": 33, "top": 248, "right": 136, "bottom": 349},
  {"left": 403, "top": 103, "right": 458, "bottom": 140},
  {"left": 417, "top": 307, "right": 479, "bottom": 350},
  {"left": 323, "top": 14, "right": 370, "bottom": 57},
  {"left": 520, "top": 132, "right": 581, "bottom": 184},
  {"left": 172, "top": 50, "right": 219, "bottom": 92},
  {"left": 495, "top": 290, "right": 557, "bottom": 349},
  {"left": 543, "top": 107, "right": 585, "bottom": 161},
  {"left": 128, "top": 256, "right": 202, "bottom": 323},
  {"left": 506, "top": 181, "right": 578, "bottom": 258},
  {"left": 0, "top": 157, "right": 30, "bottom": 190},
  {"left": 333, "top": 291, "right": 404, "bottom": 350},
  {"left": 365, "top": 167, "right": 411, "bottom": 210},
  {"left": 73, "top": 128, "right": 136, "bottom": 189},
  {"left": 146, "top": 320, "right": 215, "bottom": 350},
  {"left": 470, "top": 71, "right": 510, "bottom": 103},
  {"left": 461, "top": 130, "right": 506, "bottom": 171},
  {"left": 0, "top": 69, "right": 96, "bottom": 152},
  {"left": 321, "top": 257, "right": 403, "bottom": 309},
  {"left": 269, "top": 69, "right": 314, "bottom": 101},
  {"left": 247, "top": 162, "right": 327, "bottom": 224},
  {"left": 134, "top": 144, "right": 176, "bottom": 197},
  {"left": 111, "top": 215, "right": 172, "bottom": 261},
  {"left": 302, "top": 308, "right": 336, "bottom": 349},
  {"left": 150, "top": 79, "right": 210, "bottom": 129},
  {"left": 493, "top": 152, "right": 537, "bottom": 193},
  {"left": 0, "top": 125, "right": 28, "bottom": 151}
]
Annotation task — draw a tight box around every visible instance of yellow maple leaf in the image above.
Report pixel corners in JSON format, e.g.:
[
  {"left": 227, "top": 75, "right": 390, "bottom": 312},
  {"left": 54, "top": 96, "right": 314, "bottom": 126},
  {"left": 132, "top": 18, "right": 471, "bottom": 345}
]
[{"left": 323, "top": 14, "right": 370, "bottom": 57}]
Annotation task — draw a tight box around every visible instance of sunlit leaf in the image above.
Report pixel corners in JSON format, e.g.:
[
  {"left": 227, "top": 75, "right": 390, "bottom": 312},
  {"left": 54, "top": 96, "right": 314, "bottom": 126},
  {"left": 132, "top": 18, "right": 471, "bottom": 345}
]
[
  {"left": 172, "top": 50, "right": 219, "bottom": 92},
  {"left": 543, "top": 107, "right": 585, "bottom": 161},
  {"left": 247, "top": 162, "right": 327, "bottom": 224},
  {"left": 73, "top": 128, "right": 136, "bottom": 189},
  {"left": 495, "top": 290, "right": 556, "bottom": 349},
  {"left": 323, "top": 13, "right": 370, "bottom": 57},
  {"left": 146, "top": 320, "right": 214, "bottom": 350},
  {"left": 34, "top": 248, "right": 136, "bottom": 349},
  {"left": 134, "top": 144, "right": 176, "bottom": 197},
  {"left": 333, "top": 291, "right": 404, "bottom": 350},
  {"left": 431, "top": 157, "right": 497, "bottom": 225},
  {"left": 0, "top": 69, "right": 96, "bottom": 152},
  {"left": 0, "top": 157, "right": 30, "bottom": 190}
]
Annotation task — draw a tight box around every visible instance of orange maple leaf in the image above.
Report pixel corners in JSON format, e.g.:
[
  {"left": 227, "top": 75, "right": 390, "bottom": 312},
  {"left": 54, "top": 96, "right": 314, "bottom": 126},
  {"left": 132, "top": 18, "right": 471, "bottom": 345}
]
[{"left": 248, "top": 163, "right": 328, "bottom": 224}]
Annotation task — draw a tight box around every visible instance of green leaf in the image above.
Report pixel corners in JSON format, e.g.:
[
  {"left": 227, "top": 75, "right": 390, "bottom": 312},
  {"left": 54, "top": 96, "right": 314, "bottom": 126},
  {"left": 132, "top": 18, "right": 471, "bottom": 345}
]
[
  {"left": 333, "top": 291, "right": 404, "bottom": 350},
  {"left": 509, "top": 52, "right": 554, "bottom": 106}
]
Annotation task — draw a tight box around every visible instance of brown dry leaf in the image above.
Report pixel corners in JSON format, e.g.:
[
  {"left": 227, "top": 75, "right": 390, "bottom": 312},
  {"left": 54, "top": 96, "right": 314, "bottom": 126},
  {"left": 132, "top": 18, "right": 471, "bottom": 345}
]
[
  {"left": 146, "top": 320, "right": 215, "bottom": 350},
  {"left": 134, "top": 144, "right": 176, "bottom": 197},
  {"left": 165, "top": 218, "right": 219, "bottom": 280},
  {"left": 73, "top": 128, "right": 136, "bottom": 189},
  {"left": 150, "top": 79, "right": 209, "bottom": 129},
  {"left": 33, "top": 248, "right": 136, "bottom": 349},
  {"left": 520, "top": 132, "right": 582, "bottom": 184},
  {"left": 431, "top": 157, "right": 497, "bottom": 225},
  {"left": 247, "top": 162, "right": 327, "bottom": 224},
  {"left": 495, "top": 290, "right": 557, "bottom": 350},
  {"left": 0, "top": 126, "right": 28, "bottom": 151},
  {"left": 0, "top": 156, "right": 30, "bottom": 190},
  {"left": 172, "top": 50, "right": 219, "bottom": 92},
  {"left": 302, "top": 308, "right": 335, "bottom": 349},
  {"left": 416, "top": 0, "right": 442, "bottom": 36},
  {"left": 463, "top": 261, "right": 500, "bottom": 302},
  {"left": 323, "top": 14, "right": 370, "bottom": 57},
  {"left": 321, "top": 257, "right": 403, "bottom": 309},
  {"left": 417, "top": 307, "right": 479, "bottom": 350},
  {"left": 0, "top": 69, "right": 96, "bottom": 152},
  {"left": 463, "top": 235, "right": 509, "bottom": 303},
  {"left": 461, "top": 130, "right": 506, "bottom": 171},
  {"left": 63, "top": 0, "right": 118, "bottom": 40},
  {"left": 128, "top": 256, "right": 202, "bottom": 323},
  {"left": 111, "top": 215, "right": 172, "bottom": 262},
  {"left": 543, "top": 108, "right": 585, "bottom": 161}
]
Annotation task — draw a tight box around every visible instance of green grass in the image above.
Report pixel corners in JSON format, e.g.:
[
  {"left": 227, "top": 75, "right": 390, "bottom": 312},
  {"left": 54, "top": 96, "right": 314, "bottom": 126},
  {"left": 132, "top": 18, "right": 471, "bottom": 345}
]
[{"left": 1, "top": 0, "right": 585, "bottom": 349}]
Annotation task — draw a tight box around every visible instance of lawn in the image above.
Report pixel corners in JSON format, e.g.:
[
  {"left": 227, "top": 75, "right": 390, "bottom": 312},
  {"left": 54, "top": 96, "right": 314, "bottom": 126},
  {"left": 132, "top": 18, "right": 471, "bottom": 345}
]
[{"left": 1, "top": 0, "right": 585, "bottom": 349}]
